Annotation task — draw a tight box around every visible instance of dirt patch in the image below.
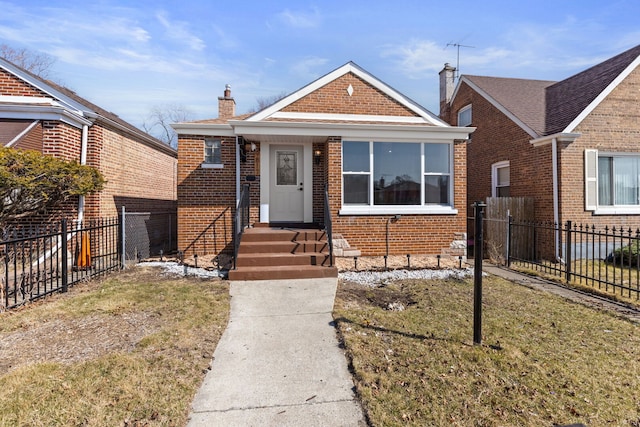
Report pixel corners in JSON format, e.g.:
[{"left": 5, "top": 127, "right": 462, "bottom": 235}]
[
  {"left": 337, "top": 281, "right": 418, "bottom": 310},
  {"left": 0, "top": 311, "right": 161, "bottom": 373}
]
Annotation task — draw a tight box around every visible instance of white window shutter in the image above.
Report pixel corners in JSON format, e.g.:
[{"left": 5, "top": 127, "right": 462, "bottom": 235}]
[{"left": 585, "top": 149, "right": 598, "bottom": 211}]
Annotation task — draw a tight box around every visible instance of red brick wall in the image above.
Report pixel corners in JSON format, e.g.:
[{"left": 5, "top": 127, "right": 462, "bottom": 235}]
[
  {"left": 558, "top": 67, "right": 640, "bottom": 229},
  {"left": 178, "top": 135, "right": 243, "bottom": 256},
  {"left": 87, "top": 123, "right": 177, "bottom": 218},
  {"left": 0, "top": 68, "right": 48, "bottom": 97},
  {"left": 2, "top": 68, "right": 177, "bottom": 223},
  {"left": 449, "top": 82, "right": 554, "bottom": 223},
  {"left": 282, "top": 73, "right": 417, "bottom": 116}
]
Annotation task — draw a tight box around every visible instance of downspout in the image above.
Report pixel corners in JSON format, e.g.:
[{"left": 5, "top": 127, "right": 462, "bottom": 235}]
[
  {"left": 77, "top": 124, "right": 89, "bottom": 227},
  {"left": 552, "top": 137, "right": 560, "bottom": 260}
]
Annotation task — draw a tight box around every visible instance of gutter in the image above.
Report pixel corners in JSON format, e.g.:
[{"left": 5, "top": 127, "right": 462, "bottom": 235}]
[
  {"left": 552, "top": 137, "right": 559, "bottom": 260},
  {"left": 77, "top": 124, "right": 89, "bottom": 227},
  {"left": 529, "top": 132, "right": 581, "bottom": 261}
]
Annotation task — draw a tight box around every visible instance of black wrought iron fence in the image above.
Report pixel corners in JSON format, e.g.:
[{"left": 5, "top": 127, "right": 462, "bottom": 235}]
[
  {"left": 1, "top": 217, "right": 120, "bottom": 311},
  {"left": 506, "top": 218, "right": 640, "bottom": 300}
]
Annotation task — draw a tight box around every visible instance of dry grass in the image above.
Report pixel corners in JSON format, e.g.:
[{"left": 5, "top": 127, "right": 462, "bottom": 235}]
[
  {"left": 334, "top": 275, "right": 640, "bottom": 426},
  {"left": 511, "top": 259, "right": 640, "bottom": 310},
  {"left": 0, "top": 266, "right": 229, "bottom": 427}
]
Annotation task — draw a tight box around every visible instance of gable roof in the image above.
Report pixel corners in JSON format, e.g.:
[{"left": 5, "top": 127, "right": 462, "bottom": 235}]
[
  {"left": 0, "top": 57, "right": 175, "bottom": 156},
  {"left": 460, "top": 75, "right": 555, "bottom": 137},
  {"left": 248, "top": 62, "right": 448, "bottom": 127},
  {"left": 452, "top": 44, "right": 640, "bottom": 138},
  {"left": 174, "top": 61, "right": 474, "bottom": 143},
  {"left": 546, "top": 44, "right": 640, "bottom": 135}
]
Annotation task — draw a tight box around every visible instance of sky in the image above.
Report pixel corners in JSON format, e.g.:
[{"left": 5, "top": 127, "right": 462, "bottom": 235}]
[{"left": 1, "top": 0, "right": 639, "bottom": 137}]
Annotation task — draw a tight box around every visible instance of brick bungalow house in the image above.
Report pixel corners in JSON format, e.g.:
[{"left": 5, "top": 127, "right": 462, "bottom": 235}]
[
  {"left": 441, "top": 44, "right": 640, "bottom": 240},
  {"left": 0, "top": 57, "right": 177, "bottom": 228},
  {"left": 174, "top": 62, "right": 473, "bottom": 279}
]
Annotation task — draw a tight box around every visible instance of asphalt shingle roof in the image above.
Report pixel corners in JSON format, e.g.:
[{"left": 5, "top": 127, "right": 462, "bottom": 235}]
[
  {"left": 464, "top": 75, "right": 555, "bottom": 135},
  {"left": 545, "top": 44, "right": 640, "bottom": 135},
  {"left": 460, "top": 44, "right": 640, "bottom": 137}
]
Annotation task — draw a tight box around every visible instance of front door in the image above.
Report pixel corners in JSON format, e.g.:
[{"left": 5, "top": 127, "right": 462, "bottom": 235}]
[{"left": 269, "top": 145, "right": 304, "bottom": 222}]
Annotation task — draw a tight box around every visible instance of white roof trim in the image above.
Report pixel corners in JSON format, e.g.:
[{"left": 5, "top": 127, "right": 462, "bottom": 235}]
[
  {"left": 530, "top": 132, "right": 581, "bottom": 147},
  {"left": 454, "top": 76, "right": 539, "bottom": 138},
  {"left": 0, "top": 58, "right": 90, "bottom": 114},
  {"left": 229, "top": 120, "right": 474, "bottom": 141},
  {"left": 0, "top": 104, "right": 93, "bottom": 128},
  {"left": 269, "top": 111, "right": 430, "bottom": 124},
  {"left": 173, "top": 119, "right": 474, "bottom": 141},
  {"left": 563, "top": 54, "right": 640, "bottom": 133},
  {"left": 248, "top": 62, "right": 447, "bottom": 127},
  {"left": 172, "top": 122, "right": 236, "bottom": 136},
  {"left": 6, "top": 119, "right": 39, "bottom": 147}
]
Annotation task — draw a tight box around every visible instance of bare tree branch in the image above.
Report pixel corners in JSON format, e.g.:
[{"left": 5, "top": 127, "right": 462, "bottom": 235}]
[
  {"left": 0, "top": 44, "right": 56, "bottom": 79},
  {"left": 143, "top": 103, "right": 193, "bottom": 148},
  {"left": 247, "top": 91, "right": 289, "bottom": 114}
]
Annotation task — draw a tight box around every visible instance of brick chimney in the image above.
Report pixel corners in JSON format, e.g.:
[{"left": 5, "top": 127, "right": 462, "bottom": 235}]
[
  {"left": 439, "top": 63, "right": 456, "bottom": 120},
  {"left": 218, "top": 84, "right": 236, "bottom": 119}
]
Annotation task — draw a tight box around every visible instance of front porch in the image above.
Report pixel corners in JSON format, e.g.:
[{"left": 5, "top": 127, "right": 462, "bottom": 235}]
[{"left": 228, "top": 224, "right": 338, "bottom": 281}]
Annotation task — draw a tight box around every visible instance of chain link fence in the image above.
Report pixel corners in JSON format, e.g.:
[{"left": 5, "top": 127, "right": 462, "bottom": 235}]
[{"left": 121, "top": 207, "right": 177, "bottom": 266}]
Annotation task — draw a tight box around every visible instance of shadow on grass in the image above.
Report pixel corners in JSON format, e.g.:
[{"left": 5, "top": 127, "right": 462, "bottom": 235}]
[{"left": 331, "top": 317, "right": 468, "bottom": 346}]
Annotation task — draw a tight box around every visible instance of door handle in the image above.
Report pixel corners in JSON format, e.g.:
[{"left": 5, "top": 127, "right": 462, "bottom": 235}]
[{"left": 298, "top": 182, "right": 303, "bottom": 191}]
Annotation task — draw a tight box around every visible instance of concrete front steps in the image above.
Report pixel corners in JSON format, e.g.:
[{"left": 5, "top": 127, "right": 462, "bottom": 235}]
[{"left": 228, "top": 226, "right": 338, "bottom": 281}]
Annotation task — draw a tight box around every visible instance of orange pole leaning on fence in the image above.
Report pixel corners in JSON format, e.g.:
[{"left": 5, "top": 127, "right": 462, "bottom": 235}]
[{"left": 75, "top": 231, "right": 92, "bottom": 270}]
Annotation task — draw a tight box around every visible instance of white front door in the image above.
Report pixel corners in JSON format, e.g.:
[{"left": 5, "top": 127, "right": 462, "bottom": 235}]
[{"left": 269, "top": 145, "right": 304, "bottom": 222}]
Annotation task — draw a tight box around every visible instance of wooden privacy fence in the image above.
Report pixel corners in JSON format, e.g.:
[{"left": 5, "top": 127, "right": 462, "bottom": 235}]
[{"left": 484, "top": 197, "right": 534, "bottom": 262}]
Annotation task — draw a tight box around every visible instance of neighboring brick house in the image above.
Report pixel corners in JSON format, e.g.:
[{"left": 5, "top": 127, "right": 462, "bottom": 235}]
[
  {"left": 0, "top": 57, "right": 177, "bottom": 226},
  {"left": 174, "top": 62, "right": 473, "bottom": 261},
  {"left": 441, "top": 44, "right": 640, "bottom": 238}
]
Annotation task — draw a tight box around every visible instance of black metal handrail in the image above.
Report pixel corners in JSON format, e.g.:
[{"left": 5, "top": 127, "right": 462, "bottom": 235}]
[
  {"left": 324, "top": 188, "right": 334, "bottom": 267},
  {"left": 233, "top": 183, "right": 251, "bottom": 269}
]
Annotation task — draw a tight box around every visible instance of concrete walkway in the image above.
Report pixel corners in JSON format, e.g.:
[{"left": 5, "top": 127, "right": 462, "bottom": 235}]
[{"left": 187, "top": 278, "right": 366, "bottom": 427}]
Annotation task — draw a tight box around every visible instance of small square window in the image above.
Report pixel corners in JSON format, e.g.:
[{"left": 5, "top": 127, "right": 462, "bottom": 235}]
[{"left": 204, "top": 138, "right": 221, "bottom": 164}]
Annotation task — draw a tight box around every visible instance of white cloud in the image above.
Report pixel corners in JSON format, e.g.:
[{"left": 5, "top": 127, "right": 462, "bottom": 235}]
[
  {"left": 381, "top": 40, "right": 455, "bottom": 79},
  {"left": 156, "top": 10, "right": 206, "bottom": 51},
  {"left": 277, "top": 7, "right": 322, "bottom": 29},
  {"left": 291, "top": 56, "right": 329, "bottom": 79}
]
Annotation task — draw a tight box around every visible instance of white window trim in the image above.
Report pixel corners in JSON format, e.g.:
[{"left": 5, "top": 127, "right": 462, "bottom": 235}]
[
  {"left": 339, "top": 140, "right": 458, "bottom": 215},
  {"left": 491, "top": 160, "right": 510, "bottom": 197},
  {"left": 458, "top": 104, "right": 472, "bottom": 127},
  {"left": 587, "top": 149, "right": 640, "bottom": 215}
]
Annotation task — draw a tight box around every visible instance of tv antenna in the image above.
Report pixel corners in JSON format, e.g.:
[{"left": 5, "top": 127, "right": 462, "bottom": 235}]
[{"left": 446, "top": 42, "right": 475, "bottom": 80}]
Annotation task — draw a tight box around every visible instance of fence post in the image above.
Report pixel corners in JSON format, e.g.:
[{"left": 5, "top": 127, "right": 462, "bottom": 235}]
[
  {"left": 565, "top": 221, "right": 572, "bottom": 283},
  {"left": 473, "top": 201, "right": 486, "bottom": 346},
  {"left": 61, "top": 219, "right": 68, "bottom": 293},
  {"left": 506, "top": 215, "right": 512, "bottom": 267}
]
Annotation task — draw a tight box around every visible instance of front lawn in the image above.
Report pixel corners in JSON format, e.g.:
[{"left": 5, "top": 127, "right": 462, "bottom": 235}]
[
  {"left": 334, "top": 274, "right": 640, "bottom": 426},
  {"left": 0, "top": 266, "right": 229, "bottom": 427}
]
